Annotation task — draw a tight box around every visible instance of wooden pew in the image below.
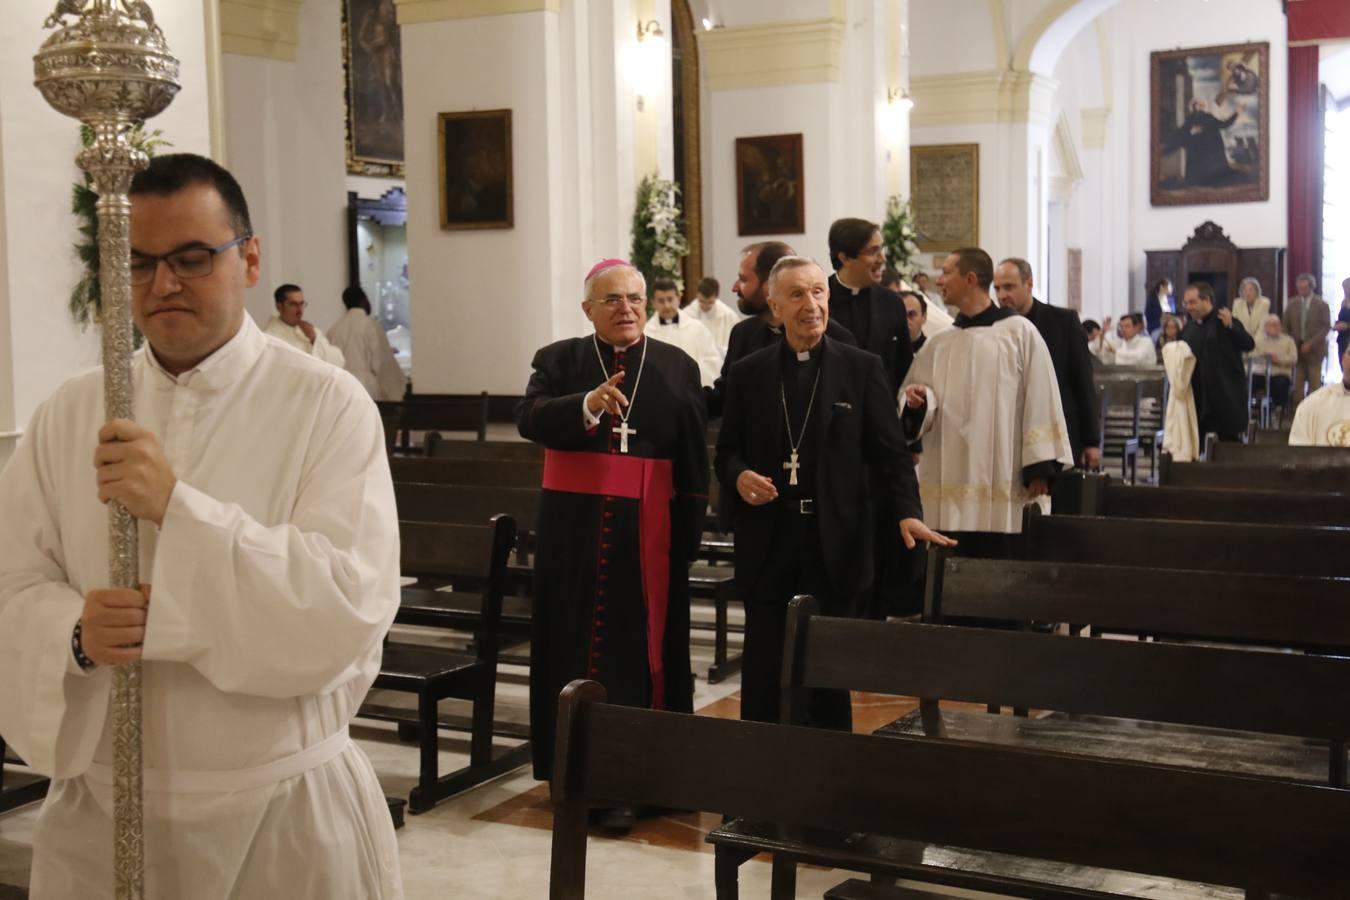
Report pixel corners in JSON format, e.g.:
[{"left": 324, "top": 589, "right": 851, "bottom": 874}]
[
  {"left": 1023, "top": 510, "right": 1350, "bottom": 578},
  {"left": 924, "top": 549, "right": 1350, "bottom": 652},
  {"left": 0, "top": 738, "right": 48, "bottom": 815},
  {"left": 423, "top": 434, "right": 543, "bottom": 462},
  {"left": 381, "top": 391, "right": 490, "bottom": 452},
  {"left": 1062, "top": 471, "right": 1350, "bottom": 527},
  {"left": 550, "top": 680, "right": 1350, "bottom": 900},
  {"left": 390, "top": 456, "right": 544, "bottom": 489},
  {"left": 1203, "top": 434, "right": 1350, "bottom": 466},
  {"left": 359, "top": 516, "right": 530, "bottom": 813},
  {"left": 1096, "top": 380, "right": 1141, "bottom": 481},
  {"left": 1158, "top": 451, "right": 1350, "bottom": 493}
]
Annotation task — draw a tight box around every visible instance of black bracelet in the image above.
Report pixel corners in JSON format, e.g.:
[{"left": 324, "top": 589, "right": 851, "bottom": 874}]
[{"left": 72, "top": 621, "right": 96, "bottom": 671}]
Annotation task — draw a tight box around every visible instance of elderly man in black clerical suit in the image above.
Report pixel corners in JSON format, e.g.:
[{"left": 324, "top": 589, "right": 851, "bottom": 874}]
[
  {"left": 826, "top": 217, "right": 913, "bottom": 395},
  {"left": 716, "top": 256, "right": 952, "bottom": 729},
  {"left": 515, "top": 259, "right": 708, "bottom": 808},
  {"left": 994, "top": 258, "right": 1101, "bottom": 470}
]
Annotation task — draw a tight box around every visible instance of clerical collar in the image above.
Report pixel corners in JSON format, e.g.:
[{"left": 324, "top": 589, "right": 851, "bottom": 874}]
[
  {"left": 954, "top": 302, "right": 1016, "bottom": 329},
  {"left": 832, "top": 274, "right": 866, "bottom": 296},
  {"left": 780, "top": 337, "right": 824, "bottom": 364},
  {"left": 597, "top": 334, "right": 643, "bottom": 352},
  {"left": 659, "top": 314, "right": 679, "bottom": 326}
]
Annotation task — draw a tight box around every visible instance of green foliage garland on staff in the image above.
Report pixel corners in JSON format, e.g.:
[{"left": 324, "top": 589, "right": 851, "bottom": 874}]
[{"left": 69, "top": 125, "right": 169, "bottom": 330}]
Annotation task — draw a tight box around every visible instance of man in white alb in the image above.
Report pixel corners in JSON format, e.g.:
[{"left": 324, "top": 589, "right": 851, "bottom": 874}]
[
  {"left": 263, "top": 283, "right": 346, "bottom": 367},
  {"left": 902, "top": 247, "right": 1072, "bottom": 557},
  {"left": 684, "top": 276, "right": 740, "bottom": 355},
  {"left": 1290, "top": 344, "right": 1350, "bottom": 447},
  {"left": 1103, "top": 313, "right": 1158, "bottom": 366},
  {"left": 645, "top": 276, "right": 722, "bottom": 388},
  {"left": 0, "top": 154, "right": 402, "bottom": 898},
  {"left": 327, "top": 284, "right": 408, "bottom": 401}
]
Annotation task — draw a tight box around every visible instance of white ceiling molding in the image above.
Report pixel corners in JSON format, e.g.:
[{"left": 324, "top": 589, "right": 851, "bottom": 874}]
[
  {"left": 910, "top": 70, "right": 1057, "bottom": 128},
  {"left": 220, "top": 0, "right": 304, "bottom": 62},
  {"left": 698, "top": 18, "right": 845, "bottom": 91}
]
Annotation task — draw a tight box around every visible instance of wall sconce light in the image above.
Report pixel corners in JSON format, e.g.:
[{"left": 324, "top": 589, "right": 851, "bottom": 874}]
[
  {"left": 887, "top": 87, "right": 915, "bottom": 111},
  {"left": 630, "top": 19, "right": 668, "bottom": 111}
]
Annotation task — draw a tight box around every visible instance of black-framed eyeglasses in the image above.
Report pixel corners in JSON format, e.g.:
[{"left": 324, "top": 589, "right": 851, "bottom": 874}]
[{"left": 129, "top": 233, "right": 252, "bottom": 286}]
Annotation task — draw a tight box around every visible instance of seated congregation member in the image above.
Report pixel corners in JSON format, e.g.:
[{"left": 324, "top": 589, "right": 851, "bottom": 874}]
[
  {"left": 645, "top": 276, "right": 722, "bottom": 388},
  {"left": 0, "top": 153, "right": 402, "bottom": 897},
  {"left": 1102, "top": 313, "right": 1157, "bottom": 367},
  {"left": 1289, "top": 344, "right": 1350, "bottom": 446},
  {"left": 716, "top": 256, "right": 951, "bottom": 728},
  {"left": 683, "top": 276, "right": 740, "bottom": 355},
  {"left": 515, "top": 260, "right": 708, "bottom": 814},
  {"left": 902, "top": 248, "right": 1072, "bottom": 559},
  {"left": 327, "top": 285, "right": 408, "bottom": 401},
  {"left": 995, "top": 258, "right": 1101, "bottom": 469},
  {"left": 825, "top": 218, "right": 914, "bottom": 395},
  {"left": 263, "top": 283, "right": 346, "bottom": 366},
  {"left": 1232, "top": 276, "right": 1271, "bottom": 340},
  {"left": 705, "top": 241, "right": 856, "bottom": 418},
  {"left": 1180, "top": 281, "right": 1255, "bottom": 443},
  {"left": 1249, "top": 315, "right": 1297, "bottom": 409}
]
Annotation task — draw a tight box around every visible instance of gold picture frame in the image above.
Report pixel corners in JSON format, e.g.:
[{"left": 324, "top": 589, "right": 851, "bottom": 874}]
[
  {"left": 909, "top": 143, "right": 979, "bottom": 252},
  {"left": 342, "top": 0, "right": 405, "bottom": 177},
  {"left": 438, "top": 110, "right": 514, "bottom": 231}
]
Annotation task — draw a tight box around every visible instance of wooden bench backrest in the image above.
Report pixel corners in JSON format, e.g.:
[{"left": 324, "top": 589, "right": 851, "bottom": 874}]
[
  {"left": 1075, "top": 475, "right": 1350, "bottom": 527},
  {"left": 784, "top": 598, "right": 1350, "bottom": 764},
  {"left": 394, "top": 482, "right": 540, "bottom": 532},
  {"left": 1024, "top": 513, "right": 1350, "bottom": 578},
  {"left": 390, "top": 457, "right": 544, "bottom": 489},
  {"left": 1160, "top": 455, "right": 1350, "bottom": 493},
  {"left": 926, "top": 550, "right": 1350, "bottom": 649},
  {"left": 385, "top": 392, "right": 490, "bottom": 443},
  {"left": 423, "top": 436, "right": 544, "bottom": 462},
  {"left": 549, "top": 680, "right": 1350, "bottom": 899},
  {"left": 1206, "top": 440, "right": 1350, "bottom": 468},
  {"left": 397, "top": 515, "right": 515, "bottom": 658}
]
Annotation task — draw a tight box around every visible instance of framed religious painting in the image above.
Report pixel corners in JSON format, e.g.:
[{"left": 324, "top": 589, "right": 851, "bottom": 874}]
[
  {"left": 735, "top": 133, "right": 805, "bottom": 236},
  {"left": 343, "top": 0, "right": 405, "bottom": 177},
  {"left": 1151, "top": 41, "right": 1269, "bottom": 206},
  {"left": 438, "top": 110, "right": 514, "bottom": 231},
  {"left": 909, "top": 144, "right": 979, "bottom": 252}
]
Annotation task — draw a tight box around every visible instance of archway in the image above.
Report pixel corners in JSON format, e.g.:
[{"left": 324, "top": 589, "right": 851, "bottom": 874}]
[{"left": 671, "top": 0, "right": 704, "bottom": 288}]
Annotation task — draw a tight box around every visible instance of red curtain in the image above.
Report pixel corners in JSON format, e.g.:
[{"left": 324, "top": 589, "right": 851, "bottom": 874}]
[
  {"left": 1288, "top": 0, "right": 1350, "bottom": 43},
  {"left": 1286, "top": 44, "right": 1322, "bottom": 296}
]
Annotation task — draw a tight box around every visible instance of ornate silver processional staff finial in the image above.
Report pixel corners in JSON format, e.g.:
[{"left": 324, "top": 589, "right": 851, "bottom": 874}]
[{"left": 33, "top": 2, "right": 179, "bottom": 896}]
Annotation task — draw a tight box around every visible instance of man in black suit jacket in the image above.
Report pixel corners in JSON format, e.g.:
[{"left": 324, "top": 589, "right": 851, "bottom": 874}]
[
  {"left": 994, "top": 258, "right": 1101, "bottom": 469},
  {"left": 825, "top": 218, "right": 914, "bottom": 396},
  {"left": 715, "top": 256, "right": 952, "bottom": 729}
]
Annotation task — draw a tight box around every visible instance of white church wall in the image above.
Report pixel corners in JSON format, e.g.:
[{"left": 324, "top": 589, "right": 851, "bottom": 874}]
[
  {"left": 0, "top": 0, "right": 213, "bottom": 461},
  {"left": 401, "top": 11, "right": 563, "bottom": 395},
  {"left": 223, "top": 0, "right": 349, "bottom": 333},
  {"left": 1114, "top": 0, "right": 1288, "bottom": 307}
]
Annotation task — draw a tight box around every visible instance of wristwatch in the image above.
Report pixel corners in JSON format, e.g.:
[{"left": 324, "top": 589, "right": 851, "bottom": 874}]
[{"left": 71, "top": 620, "right": 97, "bottom": 671}]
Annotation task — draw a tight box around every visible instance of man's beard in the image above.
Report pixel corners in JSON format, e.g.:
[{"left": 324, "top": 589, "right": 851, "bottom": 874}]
[{"left": 738, "top": 290, "right": 767, "bottom": 316}]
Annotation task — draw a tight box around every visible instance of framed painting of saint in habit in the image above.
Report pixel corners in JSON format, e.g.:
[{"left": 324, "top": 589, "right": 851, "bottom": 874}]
[
  {"left": 1151, "top": 42, "right": 1269, "bottom": 206},
  {"left": 343, "top": 0, "right": 405, "bottom": 176},
  {"left": 735, "top": 134, "right": 806, "bottom": 236},
  {"left": 438, "top": 110, "right": 514, "bottom": 231}
]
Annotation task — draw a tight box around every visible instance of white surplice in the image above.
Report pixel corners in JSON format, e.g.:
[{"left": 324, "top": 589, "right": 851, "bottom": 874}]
[
  {"left": 683, "top": 298, "right": 740, "bottom": 355},
  {"left": 644, "top": 314, "right": 723, "bottom": 388},
  {"left": 327, "top": 307, "right": 408, "bottom": 401},
  {"left": 1289, "top": 382, "right": 1350, "bottom": 446},
  {"left": 262, "top": 314, "right": 347, "bottom": 368},
  {"left": 904, "top": 313, "right": 1073, "bottom": 533},
  {"left": 0, "top": 316, "right": 402, "bottom": 899},
  {"left": 1162, "top": 340, "right": 1199, "bottom": 462},
  {"left": 921, "top": 300, "right": 955, "bottom": 338}
]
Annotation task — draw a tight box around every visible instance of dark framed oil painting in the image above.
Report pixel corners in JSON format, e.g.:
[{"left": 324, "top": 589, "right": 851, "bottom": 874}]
[
  {"left": 735, "top": 133, "right": 805, "bottom": 236},
  {"left": 343, "top": 0, "right": 404, "bottom": 177},
  {"left": 1151, "top": 41, "right": 1269, "bottom": 207},
  {"left": 438, "top": 110, "right": 514, "bottom": 231}
]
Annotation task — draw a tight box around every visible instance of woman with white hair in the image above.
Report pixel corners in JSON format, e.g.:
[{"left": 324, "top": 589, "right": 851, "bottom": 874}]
[{"left": 1232, "top": 276, "right": 1270, "bottom": 339}]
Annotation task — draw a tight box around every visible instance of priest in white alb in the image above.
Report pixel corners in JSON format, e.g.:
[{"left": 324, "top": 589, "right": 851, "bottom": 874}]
[
  {"left": 326, "top": 284, "right": 408, "bottom": 401},
  {"left": 644, "top": 275, "right": 723, "bottom": 388},
  {"left": 263, "top": 282, "right": 346, "bottom": 367},
  {"left": 1289, "top": 344, "right": 1350, "bottom": 447},
  {"left": 902, "top": 247, "right": 1073, "bottom": 558},
  {"left": 0, "top": 154, "right": 402, "bottom": 899}
]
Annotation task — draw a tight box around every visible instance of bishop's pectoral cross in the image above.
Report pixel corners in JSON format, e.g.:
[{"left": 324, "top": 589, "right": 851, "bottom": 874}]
[
  {"left": 614, "top": 419, "right": 637, "bottom": 454},
  {"left": 783, "top": 451, "right": 801, "bottom": 486}
]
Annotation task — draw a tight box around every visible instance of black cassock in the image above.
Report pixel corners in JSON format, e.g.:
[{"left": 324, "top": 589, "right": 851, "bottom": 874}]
[
  {"left": 1181, "top": 311, "right": 1255, "bottom": 442},
  {"left": 516, "top": 335, "right": 708, "bottom": 780}
]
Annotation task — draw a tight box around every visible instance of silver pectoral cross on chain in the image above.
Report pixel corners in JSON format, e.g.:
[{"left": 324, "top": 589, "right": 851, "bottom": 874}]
[
  {"left": 783, "top": 450, "right": 801, "bottom": 486},
  {"left": 614, "top": 419, "right": 636, "bottom": 454}
]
